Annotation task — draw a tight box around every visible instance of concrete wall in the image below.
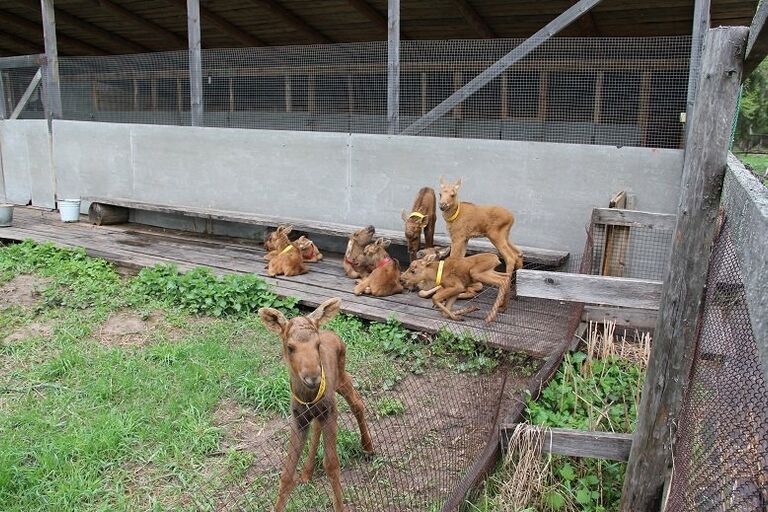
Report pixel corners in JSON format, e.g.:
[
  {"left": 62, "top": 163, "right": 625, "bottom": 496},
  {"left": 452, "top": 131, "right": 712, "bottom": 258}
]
[
  {"left": 0, "top": 120, "right": 55, "bottom": 208},
  {"left": 48, "top": 120, "right": 685, "bottom": 255}
]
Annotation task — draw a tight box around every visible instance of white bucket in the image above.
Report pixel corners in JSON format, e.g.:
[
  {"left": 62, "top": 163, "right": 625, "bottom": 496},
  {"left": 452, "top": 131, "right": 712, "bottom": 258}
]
[
  {"left": 0, "top": 204, "right": 13, "bottom": 227},
  {"left": 59, "top": 199, "right": 81, "bottom": 223}
]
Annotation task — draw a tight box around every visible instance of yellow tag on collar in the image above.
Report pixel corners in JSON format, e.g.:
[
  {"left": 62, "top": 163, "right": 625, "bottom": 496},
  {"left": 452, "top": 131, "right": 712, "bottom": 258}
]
[
  {"left": 292, "top": 366, "right": 326, "bottom": 406},
  {"left": 446, "top": 203, "right": 461, "bottom": 222},
  {"left": 280, "top": 244, "right": 295, "bottom": 255},
  {"left": 436, "top": 260, "right": 445, "bottom": 286},
  {"left": 409, "top": 212, "right": 425, "bottom": 220}
]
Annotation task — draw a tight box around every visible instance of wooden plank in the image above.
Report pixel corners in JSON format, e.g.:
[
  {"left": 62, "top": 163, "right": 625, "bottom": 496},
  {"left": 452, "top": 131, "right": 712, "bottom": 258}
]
[
  {"left": 186, "top": 0, "right": 203, "bottom": 127},
  {"left": 622, "top": 27, "right": 750, "bottom": 512},
  {"left": 449, "top": 0, "right": 496, "bottom": 39},
  {"left": 386, "top": 0, "right": 399, "bottom": 135},
  {"left": 0, "top": 54, "right": 45, "bottom": 69},
  {"left": 516, "top": 270, "right": 662, "bottom": 310},
  {"left": 592, "top": 208, "right": 677, "bottom": 231},
  {"left": 40, "top": 0, "right": 62, "bottom": 121},
  {"left": 582, "top": 305, "right": 658, "bottom": 330},
  {"left": 600, "top": 191, "right": 627, "bottom": 277},
  {"left": 399, "top": 0, "right": 604, "bottom": 136},
  {"left": 745, "top": 0, "right": 768, "bottom": 76},
  {"left": 0, "top": 70, "right": 6, "bottom": 119},
  {"left": 501, "top": 424, "right": 634, "bottom": 462},
  {"left": 10, "top": 67, "right": 42, "bottom": 120}
]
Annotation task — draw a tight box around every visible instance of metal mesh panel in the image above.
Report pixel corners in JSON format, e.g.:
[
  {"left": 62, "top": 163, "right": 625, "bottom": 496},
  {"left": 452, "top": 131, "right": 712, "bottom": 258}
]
[
  {"left": 588, "top": 222, "right": 673, "bottom": 281},
  {"left": 665, "top": 220, "right": 768, "bottom": 511},
  {"left": 3, "top": 37, "right": 690, "bottom": 148}
]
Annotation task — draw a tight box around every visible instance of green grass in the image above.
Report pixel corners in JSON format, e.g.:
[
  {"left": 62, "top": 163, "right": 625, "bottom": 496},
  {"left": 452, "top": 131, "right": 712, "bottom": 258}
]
[
  {"left": 0, "top": 240, "right": 515, "bottom": 512},
  {"left": 735, "top": 153, "right": 768, "bottom": 185}
]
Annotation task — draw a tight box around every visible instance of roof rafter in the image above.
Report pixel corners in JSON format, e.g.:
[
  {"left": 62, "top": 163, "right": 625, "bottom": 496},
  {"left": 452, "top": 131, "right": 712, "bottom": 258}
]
[
  {"left": 165, "top": 0, "right": 266, "bottom": 47},
  {"left": 346, "top": 0, "right": 411, "bottom": 39},
  {"left": 745, "top": 0, "right": 767, "bottom": 75},
  {"left": 12, "top": 0, "right": 149, "bottom": 54},
  {"left": 89, "top": 0, "right": 186, "bottom": 49},
  {"left": 450, "top": 0, "right": 496, "bottom": 39},
  {"left": 0, "top": 8, "right": 106, "bottom": 55},
  {"left": 246, "top": 0, "right": 332, "bottom": 43},
  {"left": 0, "top": 32, "right": 42, "bottom": 55},
  {"left": 572, "top": 0, "right": 601, "bottom": 35}
]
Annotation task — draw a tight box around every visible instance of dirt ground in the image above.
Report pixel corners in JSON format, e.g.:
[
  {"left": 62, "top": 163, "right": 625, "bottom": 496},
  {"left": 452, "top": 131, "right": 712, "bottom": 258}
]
[{"left": 0, "top": 275, "right": 49, "bottom": 309}]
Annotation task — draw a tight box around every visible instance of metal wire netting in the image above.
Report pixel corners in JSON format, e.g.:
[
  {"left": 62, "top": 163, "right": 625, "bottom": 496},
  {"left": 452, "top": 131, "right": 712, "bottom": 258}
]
[
  {"left": 589, "top": 222, "right": 673, "bottom": 281},
  {"left": 2, "top": 36, "right": 690, "bottom": 148},
  {"left": 665, "top": 219, "right": 768, "bottom": 511}
]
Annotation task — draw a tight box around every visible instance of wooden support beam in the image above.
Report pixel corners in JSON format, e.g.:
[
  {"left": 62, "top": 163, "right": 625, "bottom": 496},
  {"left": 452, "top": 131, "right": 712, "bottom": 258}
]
[
  {"left": 13, "top": 0, "right": 149, "bottom": 54},
  {"left": 745, "top": 0, "right": 768, "bottom": 76},
  {"left": 0, "top": 33, "right": 43, "bottom": 55},
  {"left": 400, "top": 0, "right": 603, "bottom": 136},
  {"left": 0, "top": 71, "right": 6, "bottom": 119},
  {"left": 186, "top": 0, "right": 203, "bottom": 126},
  {"left": 167, "top": 0, "right": 265, "bottom": 47},
  {"left": 685, "top": 0, "right": 711, "bottom": 134},
  {"left": 40, "top": 0, "right": 62, "bottom": 121},
  {"left": 90, "top": 0, "right": 185, "bottom": 49},
  {"left": 450, "top": 0, "right": 496, "bottom": 39},
  {"left": 10, "top": 67, "right": 42, "bottom": 119},
  {"left": 246, "top": 0, "right": 331, "bottom": 43},
  {"left": 387, "top": 0, "right": 399, "bottom": 135},
  {"left": 582, "top": 305, "right": 658, "bottom": 330},
  {"left": 501, "top": 424, "right": 634, "bottom": 462},
  {"left": 0, "top": 54, "right": 45, "bottom": 69},
  {"left": 516, "top": 270, "right": 662, "bottom": 310},
  {"left": 591, "top": 208, "right": 676, "bottom": 232},
  {"left": 572, "top": 0, "right": 601, "bottom": 36},
  {"left": 0, "top": 8, "right": 105, "bottom": 55},
  {"left": 346, "top": 0, "right": 411, "bottom": 39},
  {"left": 621, "top": 27, "right": 750, "bottom": 512}
]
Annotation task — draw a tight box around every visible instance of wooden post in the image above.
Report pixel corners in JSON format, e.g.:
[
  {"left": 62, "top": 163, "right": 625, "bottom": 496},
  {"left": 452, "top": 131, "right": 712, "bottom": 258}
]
[
  {"left": 500, "top": 71, "right": 508, "bottom": 119},
  {"left": 151, "top": 79, "right": 158, "bottom": 111},
  {"left": 0, "top": 70, "right": 7, "bottom": 119},
  {"left": 621, "top": 26, "right": 750, "bottom": 512},
  {"left": 593, "top": 71, "right": 604, "bottom": 124},
  {"left": 40, "top": 0, "right": 62, "bottom": 123},
  {"left": 308, "top": 74, "right": 315, "bottom": 113},
  {"left": 132, "top": 79, "right": 139, "bottom": 110},
  {"left": 685, "top": 0, "right": 711, "bottom": 134},
  {"left": 186, "top": 0, "right": 203, "bottom": 126},
  {"left": 176, "top": 78, "right": 183, "bottom": 112},
  {"left": 638, "top": 71, "right": 651, "bottom": 146},
  {"left": 228, "top": 78, "right": 234, "bottom": 112},
  {"left": 346, "top": 75, "right": 354, "bottom": 113},
  {"left": 420, "top": 72, "right": 427, "bottom": 115},
  {"left": 538, "top": 71, "right": 549, "bottom": 121},
  {"left": 452, "top": 71, "right": 463, "bottom": 119},
  {"left": 387, "top": 0, "right": 400, "bottom": 134}
]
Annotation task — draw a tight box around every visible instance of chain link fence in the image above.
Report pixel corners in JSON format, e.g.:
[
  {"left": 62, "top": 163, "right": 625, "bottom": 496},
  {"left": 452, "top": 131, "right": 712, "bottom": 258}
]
[
  {"left": 665, "top": 161, "right": 768, "bottom": 511},
  {"left": 2, "top": 36, "right": 690, "bottom": 148}
]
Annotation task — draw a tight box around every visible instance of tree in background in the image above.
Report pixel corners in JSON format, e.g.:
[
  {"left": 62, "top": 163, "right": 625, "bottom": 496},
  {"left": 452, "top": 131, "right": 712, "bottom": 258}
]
[{"left": 735, "top": 59, "right": 768, "bottom": 152}]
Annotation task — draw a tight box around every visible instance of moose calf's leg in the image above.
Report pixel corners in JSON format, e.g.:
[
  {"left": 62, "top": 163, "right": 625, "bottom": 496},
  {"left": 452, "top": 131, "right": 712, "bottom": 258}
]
[
  {"left": 432, "top": 287, "right": 465, "bottom": 320},
  {"left": 321, "top": 418, "right": 346, "bottom": 512},
  {"left": 275, "top": 421, "right": 309, "bottom": 511},
  {"left": 449, "top": 238, "right": 469, "bottom": 259},
  {"left": 353, "top": 277, "right": 371, "bottom": 296},
  {"left": 299, "top": 420, "right": 321, "bottom": 483},
  {"left": 337, "top": 374, "right": 374, "bottom": 453}
]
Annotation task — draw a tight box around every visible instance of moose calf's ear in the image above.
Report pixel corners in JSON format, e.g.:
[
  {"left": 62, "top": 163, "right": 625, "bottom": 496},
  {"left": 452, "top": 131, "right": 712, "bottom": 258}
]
[
  {"left": 401, "top": 209, "right": 409, "bottom": 222},
  {"left": 454, "top": 177, "right": 462, "bottom": 189},
  {"left": 259, "top": 307, "right": 287, "bottom": 334},
  {"left": 308, "top": 297, "right": 342, "bottom": 326}
]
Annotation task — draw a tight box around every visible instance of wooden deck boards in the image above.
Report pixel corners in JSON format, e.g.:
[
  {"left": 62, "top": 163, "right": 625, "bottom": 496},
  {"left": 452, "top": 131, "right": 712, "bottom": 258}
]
[{"left": 0, "top": 208, "right": 573, "bottom": 357}]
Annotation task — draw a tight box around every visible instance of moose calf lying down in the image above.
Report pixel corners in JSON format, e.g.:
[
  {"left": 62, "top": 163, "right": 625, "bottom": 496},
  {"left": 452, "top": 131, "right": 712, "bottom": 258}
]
[
  {"left": 352, "top": 238, "right": 403, "bottom": 297},
  {"left": 295, "top": 235, "right": 323, "bottom": 263},
  {"left": 401, "top": 252, "right": 510, "bottom": 323},
  {"left": 259, "top": 298, "right": 374, "bottom": 512},
  {"left": 414, "top": 247, "right": 483, "bottom": 299},
  {"left": 265, "top": 225, "right": 324, "bottom": 263},
  {"left": 344, "top": 225, "right": 376, "bottom": 279}
]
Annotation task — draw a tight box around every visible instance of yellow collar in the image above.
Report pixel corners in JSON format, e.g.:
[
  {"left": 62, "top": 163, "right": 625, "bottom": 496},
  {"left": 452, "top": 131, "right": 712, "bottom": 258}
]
[
  {"left": 446, "top": 203, "right": 461, "bottom": 222},
  {"left": 280, "top": 244, "right": 295, "bottom": 255},
  {"left": 292, "top": 366, "right": 326, "bottom": 406},
  {"left": 409, "top": 211, "right": 425, "bottom": 220},
  {"left": 436, "top": 260, "right": 445, "bottom": 286}
]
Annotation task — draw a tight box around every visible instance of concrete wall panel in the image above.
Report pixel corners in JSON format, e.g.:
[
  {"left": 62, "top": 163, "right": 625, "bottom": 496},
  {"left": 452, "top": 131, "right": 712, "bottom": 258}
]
[{"left": 0, "top": 120, "right": 54, "bottom": 207}]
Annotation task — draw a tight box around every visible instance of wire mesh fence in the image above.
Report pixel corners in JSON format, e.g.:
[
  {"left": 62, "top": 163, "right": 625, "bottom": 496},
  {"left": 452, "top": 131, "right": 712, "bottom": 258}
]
[
  {"left": 665, "top": 218, "right": 768, "bottom": 512},
  {"left": 588, "top": 220, "right": 674, "bottom": 281},
  {"left": 2, "top": 36, "right": 690, "bottom": 148}
]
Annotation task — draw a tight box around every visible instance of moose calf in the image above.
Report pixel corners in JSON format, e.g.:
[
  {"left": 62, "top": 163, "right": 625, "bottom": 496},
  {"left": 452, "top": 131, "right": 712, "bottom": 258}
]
[
  {"left": 439, "top": 177, "right": 523, "bottom": 273},
  {"left": 401, "top": 252, "right": 510, "bottom": 323},
  {"left": 401, "top": 187, "right": 436, "bottom": 262},
  {"left": 343, "top": 225, "right": 376, "bottom": 279},
  {"left": 267, "top": 241, "right": 308, "bottom": 277},
  {"left": 352, "top": 238, "right": 403, "bottom": 297},
  {"left": 259, "top": 298, "right": 374, "bottom": 512},
  {"left": 413, "top": 246, "right": 483, "bottom": 299},
  {"left": 295, "top": 235, "right": 323, "bottom": 263}
]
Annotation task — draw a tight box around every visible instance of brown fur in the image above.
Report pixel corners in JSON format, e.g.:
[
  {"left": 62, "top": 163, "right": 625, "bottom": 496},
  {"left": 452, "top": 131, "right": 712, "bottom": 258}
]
[
  {"left": 295, "top": 235, "right": 324, "bottom": 263},
  {"left": 343, "top": 225, "right": 376, "bottom": 279},
  {"left": 259, "top": 298, "right": 374, "bottom": 512},
  {"left": 400, "top": 252, "right": 510, "bottom": 323},
  {"left": 438, "top": 177, "right": 523, "bottom": 272},
  {"left": 352, "top": 238, "right": 403, "bottom": 297},
  {"left": 401, "top": 187, "right": 436, "bottom": 262},
  {"left": 265, "top": 225, "right": 293, "bottom": 262},
  {"left": 412, "top": 246, "right": 483, "bottom": 299},
  {"left": 267, "top": 242, "right": 308, "bottom": 277}
]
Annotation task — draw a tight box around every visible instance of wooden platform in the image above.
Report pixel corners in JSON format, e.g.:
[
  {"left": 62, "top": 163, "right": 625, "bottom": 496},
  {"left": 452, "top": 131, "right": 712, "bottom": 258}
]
[{"left": 0, "top": 208, "right": 573, "bottom": 358}]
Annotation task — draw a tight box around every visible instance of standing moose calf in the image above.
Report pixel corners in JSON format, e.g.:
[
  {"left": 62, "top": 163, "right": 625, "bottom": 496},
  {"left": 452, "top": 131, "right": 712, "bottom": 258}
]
[
  {"left": 439, "top": 177, "right": 523, "bottom": 272},
  {"left": 259, "top": 298, "right": 374, "bottom": 512},
  {"left": 401, "top": 187, "right": 436, "bottom": 262}
]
